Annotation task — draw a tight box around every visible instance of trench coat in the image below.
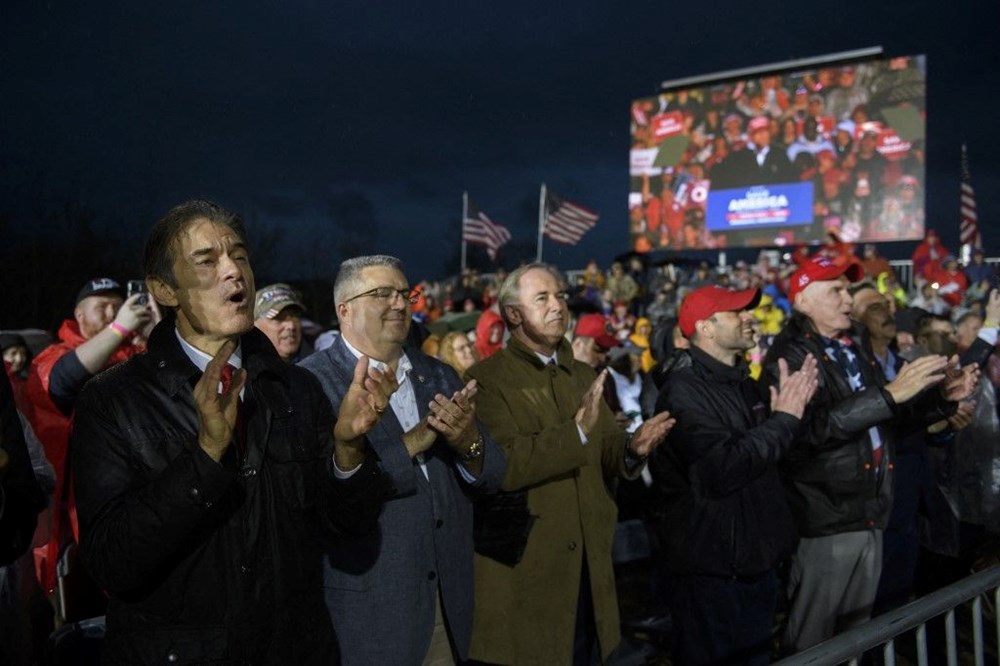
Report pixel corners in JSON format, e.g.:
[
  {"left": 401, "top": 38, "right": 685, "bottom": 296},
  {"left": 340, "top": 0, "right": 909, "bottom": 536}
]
[{"left": 466, "top": 336, "right": 631, "bottom": 664}]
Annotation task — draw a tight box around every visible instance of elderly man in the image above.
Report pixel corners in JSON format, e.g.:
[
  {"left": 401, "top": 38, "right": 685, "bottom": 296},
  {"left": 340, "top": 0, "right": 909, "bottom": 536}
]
[
  {"left": 767, "top": 256, "right": 976, "bottom": 652},
  {"left": 254, "top": 282, "right": 307, "bottom": 363},
  {"left": 652, "top": 286, "right": 817, "bottom": 665},
  {"left": 466, "top": 263, "right": 675, "bottom": 664},
  {"left": 71, "top": 200, "right": 391, "bottom": 663},
  {"left": 300, "top": 255, "right": 505, "bottom": 665},
  {"left": 25, "top": 278, "right": 153, "bottom": 594}
]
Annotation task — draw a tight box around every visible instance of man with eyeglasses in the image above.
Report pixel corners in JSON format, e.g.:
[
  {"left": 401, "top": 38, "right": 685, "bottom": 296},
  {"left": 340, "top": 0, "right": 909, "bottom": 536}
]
[
  {"left": 300, "top": 254, "right": 505, "bottom": 665},
  {"left": 465, "top": 263, "right": 675, "bottom": 665}
]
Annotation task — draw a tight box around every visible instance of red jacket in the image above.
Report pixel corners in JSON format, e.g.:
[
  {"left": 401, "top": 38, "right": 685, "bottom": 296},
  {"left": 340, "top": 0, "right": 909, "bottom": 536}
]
[
  {"left": 24, "top": 320, "right": 141, "bottom": 590},
  {"left": 475, "top": 308, "right": 505, "bottom": 361}
]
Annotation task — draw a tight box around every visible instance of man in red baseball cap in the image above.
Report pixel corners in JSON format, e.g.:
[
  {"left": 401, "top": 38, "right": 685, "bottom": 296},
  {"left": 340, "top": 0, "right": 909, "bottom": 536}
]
[
  {"left": 572, "top": 313, "right": 620, "bottom": 369},
  {"left": 767, "top": 256, "right": 978, "bottom": 653},
  {"left": 653, "top": 284, "right": 819, "bottom": 663}
]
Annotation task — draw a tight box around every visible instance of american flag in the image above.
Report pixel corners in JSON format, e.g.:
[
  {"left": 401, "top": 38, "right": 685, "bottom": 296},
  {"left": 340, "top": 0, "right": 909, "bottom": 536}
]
[
  {"left": 543, "top": 191, "right": 599, "bottom": 245},
  {"left": 959, "top": 144, "right": 982, "bottom": 250},
  {"left": 463, "top": 199, "right": 511, "bottom": 262}
]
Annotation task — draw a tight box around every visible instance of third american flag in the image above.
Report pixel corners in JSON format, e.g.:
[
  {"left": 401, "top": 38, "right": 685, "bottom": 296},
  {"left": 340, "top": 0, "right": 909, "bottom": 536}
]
[
  {"left": 543, "top": 190, "right": 599, "bottom": 245},
  {"left": 959, "top": 143, "right": 982, "bottom": 250}
]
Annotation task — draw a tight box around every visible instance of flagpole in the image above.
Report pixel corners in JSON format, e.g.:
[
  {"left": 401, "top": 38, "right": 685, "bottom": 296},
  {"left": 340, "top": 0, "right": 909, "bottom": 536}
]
[
  {"left": 461, "top": 191, "right": 468, "bottom": 272},
  {"left": 536, "top": 183, "right": 546, "bottom": 262}
]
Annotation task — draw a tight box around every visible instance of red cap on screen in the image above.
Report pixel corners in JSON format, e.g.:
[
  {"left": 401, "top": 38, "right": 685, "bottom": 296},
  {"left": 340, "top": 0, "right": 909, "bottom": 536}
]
[
  {"left": 574, "top": 314, "right": 620, "bottom": 351},
  {"left": 747, "top": 116, "right": 770, "bottom": 133},
  {"left": 787, "top": 256, "right": 864, "bottom": 303},
  {"left": 679, "top": 286, "right": 761, "bottom": 338}
]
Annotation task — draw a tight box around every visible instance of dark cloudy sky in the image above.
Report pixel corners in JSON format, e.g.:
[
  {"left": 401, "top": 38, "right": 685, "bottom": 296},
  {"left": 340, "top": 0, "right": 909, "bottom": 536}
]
[{"left": 2, "top": 1, "right": 997, "bottom": 283}]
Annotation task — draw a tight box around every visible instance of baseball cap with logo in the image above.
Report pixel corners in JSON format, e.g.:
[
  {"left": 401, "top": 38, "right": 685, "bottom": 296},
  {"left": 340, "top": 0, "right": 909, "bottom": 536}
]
[
  {"left": 679, "top": 286, "right": 761, "bottom": 338},
  {"left": 75, "top": 278, "right": 125, "bottom": 305},
  {"left": 787, "top": 256, "right": 864, "bottom": 303},
  {"left": 254, "top": 283, "right": 306, "bottom": 320},
  {"left": 574, "top": 313, "right": 620, "bottom": 351}
]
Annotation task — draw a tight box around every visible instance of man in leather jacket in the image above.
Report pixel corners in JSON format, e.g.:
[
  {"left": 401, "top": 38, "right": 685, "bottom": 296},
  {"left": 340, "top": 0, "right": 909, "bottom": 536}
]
[
  {"left": 651, "top": 286, "right": 818, "bottom": 665},
  {"left": 766, "top": 256, "right": 977, "bottom": 653},
  {"left": 71, "top": 200, "right": 394, "bottom": 664}
]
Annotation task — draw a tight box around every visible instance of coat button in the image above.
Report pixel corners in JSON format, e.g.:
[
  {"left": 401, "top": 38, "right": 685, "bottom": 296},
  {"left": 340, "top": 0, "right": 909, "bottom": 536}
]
[
  {"left": 242, "top": 468, "right": 257, "bottom": 478},
  {"left": 428, "top": 571, "right": 437, "bottom": 581},
  {"left": 158, "top": 361, "right": 167, "bottom": 369},
  {"left": 240, "top": 564, "right": 251, "bottom": 575},
  {"left": 568, "top": 541, "right": 577, "bottom": 551},
  {"left": 189, "top": 487, "right": 200, "bottom": 499},
  {"left": 167, "top": 652, "right": 178, "bottom": 663}
]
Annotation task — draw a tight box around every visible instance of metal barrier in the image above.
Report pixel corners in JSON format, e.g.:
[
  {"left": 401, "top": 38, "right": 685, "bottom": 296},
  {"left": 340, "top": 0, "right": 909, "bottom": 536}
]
[{"left": 778, "top": 565, "right": 1000, "bottom": 666}]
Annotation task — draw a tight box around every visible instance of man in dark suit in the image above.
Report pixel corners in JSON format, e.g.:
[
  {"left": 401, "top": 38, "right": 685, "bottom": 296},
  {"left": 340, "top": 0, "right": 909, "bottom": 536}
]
[
  {"left": 714, "top": 115, "right": 797, "bottom": 188},
  {"left": 300, "top": 255, "right": 505, "bottom": 665}
]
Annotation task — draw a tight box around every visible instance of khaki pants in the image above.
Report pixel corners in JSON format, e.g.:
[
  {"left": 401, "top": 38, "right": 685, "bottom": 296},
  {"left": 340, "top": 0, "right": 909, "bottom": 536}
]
[{"left": 423, "top": 587, "right": 455, "bottom": 666}]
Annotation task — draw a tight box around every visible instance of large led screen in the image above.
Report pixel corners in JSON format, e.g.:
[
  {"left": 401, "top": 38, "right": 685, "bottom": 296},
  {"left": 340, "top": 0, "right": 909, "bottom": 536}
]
[{"left": 628, "top": 54, "right": 926, "bottom": 251}]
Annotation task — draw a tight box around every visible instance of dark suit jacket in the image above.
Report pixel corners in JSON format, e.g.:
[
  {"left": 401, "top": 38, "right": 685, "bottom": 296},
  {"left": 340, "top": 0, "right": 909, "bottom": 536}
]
[
  {"left": 300, "top": 336, "right": 505, "bottom": 665},
  {"left": 715, "top": 145, "right": 797, "bottom": 188}
]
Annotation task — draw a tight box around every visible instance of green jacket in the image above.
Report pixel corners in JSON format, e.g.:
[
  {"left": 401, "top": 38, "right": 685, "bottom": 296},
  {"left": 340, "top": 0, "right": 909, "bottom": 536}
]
[{"left": 466, "top": 336, "right": 630, "bottom": 664}]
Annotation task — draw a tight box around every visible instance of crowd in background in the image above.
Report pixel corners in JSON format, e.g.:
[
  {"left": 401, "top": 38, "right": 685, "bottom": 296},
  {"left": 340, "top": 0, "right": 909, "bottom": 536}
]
[
  {"left": 629, "top": 58, "right": 927, "bottom": 251},
  {"left": 2, "top": 225, "right": 998, "bottom": 663}
]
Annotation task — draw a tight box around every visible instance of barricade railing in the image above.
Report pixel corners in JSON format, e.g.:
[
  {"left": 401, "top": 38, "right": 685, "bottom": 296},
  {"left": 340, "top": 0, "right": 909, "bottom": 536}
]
[{"left": 777, "top": 565, "right": 1000, "bottom": 666}]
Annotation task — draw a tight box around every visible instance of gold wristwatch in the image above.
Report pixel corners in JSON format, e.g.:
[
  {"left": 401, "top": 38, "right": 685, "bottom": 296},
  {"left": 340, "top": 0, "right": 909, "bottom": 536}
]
[{"left": 461, "top": 432, "right": 485, "bottom": 462}]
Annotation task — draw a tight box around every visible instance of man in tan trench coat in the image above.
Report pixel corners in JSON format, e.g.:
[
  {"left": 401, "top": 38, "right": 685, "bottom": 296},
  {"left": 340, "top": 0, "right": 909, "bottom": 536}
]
[{"left": 466, "top": 263, "right": 675, "bottom": 664}]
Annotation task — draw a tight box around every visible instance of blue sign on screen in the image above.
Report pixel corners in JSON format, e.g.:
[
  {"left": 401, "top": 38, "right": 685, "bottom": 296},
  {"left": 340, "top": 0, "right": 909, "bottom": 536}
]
[{"left": 706, "top": 182, "right": 815, "bottom": 232}]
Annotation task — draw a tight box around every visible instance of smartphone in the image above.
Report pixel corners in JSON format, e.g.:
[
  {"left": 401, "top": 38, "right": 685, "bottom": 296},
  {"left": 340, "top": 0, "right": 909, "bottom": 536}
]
[{"left": 127, "top": 280, "right": 148, "bottom": 305}]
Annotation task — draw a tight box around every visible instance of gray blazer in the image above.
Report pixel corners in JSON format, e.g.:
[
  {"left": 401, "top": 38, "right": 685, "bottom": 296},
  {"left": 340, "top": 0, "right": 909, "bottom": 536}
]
[{"left": 300, "top": 336, "right": 505, "bottom": 665}]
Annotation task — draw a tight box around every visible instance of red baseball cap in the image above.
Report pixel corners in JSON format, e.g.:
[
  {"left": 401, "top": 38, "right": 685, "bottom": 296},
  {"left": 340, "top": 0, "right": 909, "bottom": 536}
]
[
  {"left": 747, "top": 116, "right": 770, "bottom": 133},
  {"left": 679, "top": 286, "right": 761, "bottom": 338},
  {"left": 574, "top": 313, "right": 620, "bottom": 351},
  {"left": 788, "top": 256, "right": 864, "bottom": 303}
]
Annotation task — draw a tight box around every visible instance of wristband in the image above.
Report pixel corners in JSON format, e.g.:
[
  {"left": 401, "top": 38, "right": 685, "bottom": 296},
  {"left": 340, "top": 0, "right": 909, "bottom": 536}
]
[{"left": 109, "top": 322, "right": 129, "bottom": 338}]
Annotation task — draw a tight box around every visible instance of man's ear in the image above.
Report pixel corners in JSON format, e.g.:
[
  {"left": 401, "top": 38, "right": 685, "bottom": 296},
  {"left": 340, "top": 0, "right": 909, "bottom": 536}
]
[
  {"left": 148, "top": 278, "right": 179, "bottom": 308},
  {"left": 503, "top": 304, "right": 521, "bottom": 327}
]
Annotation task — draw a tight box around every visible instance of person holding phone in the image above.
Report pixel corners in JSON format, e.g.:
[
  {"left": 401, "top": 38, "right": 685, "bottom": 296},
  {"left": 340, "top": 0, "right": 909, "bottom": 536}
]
[{"left": 24, "top": 277, "right": 159, "bottom": 595}]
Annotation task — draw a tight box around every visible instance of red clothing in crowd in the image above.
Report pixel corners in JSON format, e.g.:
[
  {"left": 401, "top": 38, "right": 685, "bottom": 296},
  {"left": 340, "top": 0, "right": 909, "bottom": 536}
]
[
  {"left": 911, "top": 231, "right": 951, "bottom": 280},
  {"left": 932, "top": 267, "right": 969, "bottom": 308},
  {"left": 24, "top": 319, "right": 142, "bottom": 591},
  {"left": 474, "top": 307, "right": 505, "bottom": 360}
]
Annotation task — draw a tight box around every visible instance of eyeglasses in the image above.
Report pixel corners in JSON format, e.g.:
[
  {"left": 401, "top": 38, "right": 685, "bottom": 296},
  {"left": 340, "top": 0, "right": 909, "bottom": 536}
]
[{"left": 343, "top": 286, "right": 419, "bottom": 305}]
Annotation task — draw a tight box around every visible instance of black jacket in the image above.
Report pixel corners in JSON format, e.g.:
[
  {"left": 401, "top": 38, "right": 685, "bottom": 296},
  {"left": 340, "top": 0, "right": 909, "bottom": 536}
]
[
  {"left": 72, "top": 323, "right": 387, "bottom": 665},
  {"left": 649, "top": 346, "right": 799, "bottom": 577},
  {"left": 765, "top": 312, "right": 956, "bottom": 538},
  {"left": 0, "top": 370, "right": 45, "bottom": 566}
]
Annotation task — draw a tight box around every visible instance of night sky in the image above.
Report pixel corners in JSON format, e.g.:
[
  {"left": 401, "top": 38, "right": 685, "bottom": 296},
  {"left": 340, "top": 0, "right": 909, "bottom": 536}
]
[{"left": 2, "top": 1, "right": 997, "bottom": 285}]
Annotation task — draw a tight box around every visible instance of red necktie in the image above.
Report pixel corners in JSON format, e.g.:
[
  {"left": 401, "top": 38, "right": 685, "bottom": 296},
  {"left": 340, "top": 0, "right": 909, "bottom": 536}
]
[{"left": 218, "top": 364, "right": 246, "bottom": 460}]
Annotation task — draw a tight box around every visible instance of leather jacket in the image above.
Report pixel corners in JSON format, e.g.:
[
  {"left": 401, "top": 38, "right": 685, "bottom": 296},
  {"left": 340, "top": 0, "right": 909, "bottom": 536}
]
[
  {"left": 72, "top": 322, "right": 387, "bottom": 664},
  {"left": 765, "top": 312, "right": 956, "bottom": 537}
]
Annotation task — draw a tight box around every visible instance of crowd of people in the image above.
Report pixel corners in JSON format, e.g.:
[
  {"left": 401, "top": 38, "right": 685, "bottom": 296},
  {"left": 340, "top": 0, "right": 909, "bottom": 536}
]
[
  {"left": 1, "top": 200, "right": 998, "bottom": 665},
  {"left": 629, "top": 58, "right": 927, "bottom": 251}
]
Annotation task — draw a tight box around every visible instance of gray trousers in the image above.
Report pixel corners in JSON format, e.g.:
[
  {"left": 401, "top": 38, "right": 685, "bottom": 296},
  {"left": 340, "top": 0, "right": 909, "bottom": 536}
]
[{"left": 783, "top": 529, "right": 883, "bottom": 653}]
